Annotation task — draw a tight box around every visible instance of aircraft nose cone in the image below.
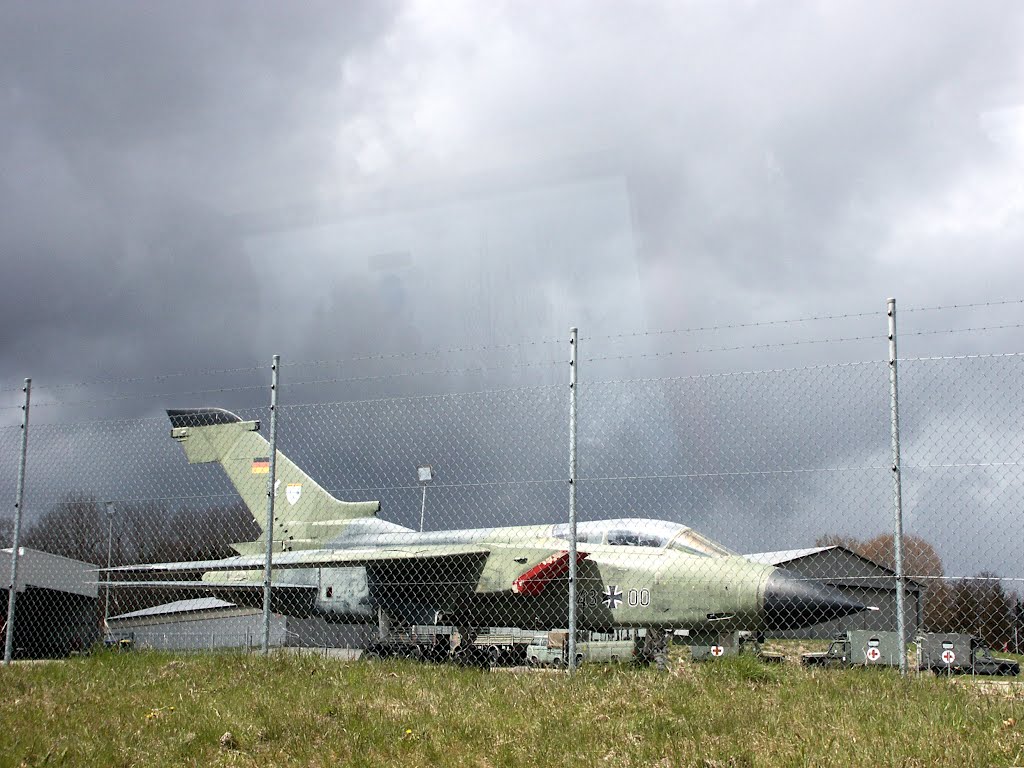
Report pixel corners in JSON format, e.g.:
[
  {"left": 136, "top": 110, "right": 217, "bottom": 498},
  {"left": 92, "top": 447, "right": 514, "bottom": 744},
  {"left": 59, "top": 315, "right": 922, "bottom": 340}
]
[{"left": 762, "top": 569, "right": 866, "bottom": 630}]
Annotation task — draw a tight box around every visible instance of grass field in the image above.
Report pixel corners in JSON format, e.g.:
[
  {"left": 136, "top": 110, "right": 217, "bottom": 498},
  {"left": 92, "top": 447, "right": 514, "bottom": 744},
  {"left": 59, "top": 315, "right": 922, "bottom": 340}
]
[{"left": 2, "top": 651, "right": 1024, "bottom": 767}]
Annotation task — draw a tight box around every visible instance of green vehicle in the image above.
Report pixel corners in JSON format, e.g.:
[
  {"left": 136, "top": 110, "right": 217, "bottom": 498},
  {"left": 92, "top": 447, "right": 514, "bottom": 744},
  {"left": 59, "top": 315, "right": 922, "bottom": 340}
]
[
  {"left": 526, "top": 632, "right": 635, "bottom": 667},
  {"left": 108, "top": 408, "right": 867, "bottom": 653},
  {"left": 801, "top": 631, "right": 901, "bottom": 668}
]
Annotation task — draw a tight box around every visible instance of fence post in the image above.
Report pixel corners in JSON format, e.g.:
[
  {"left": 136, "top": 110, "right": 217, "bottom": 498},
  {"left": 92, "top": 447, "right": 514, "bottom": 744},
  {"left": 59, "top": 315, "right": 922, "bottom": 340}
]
[
  {"left": 4, "top": 378, "right": 31, "bottom": 666},
  {"left": 262, "top": 355, "right": 280, "bottom": 655},
  {"left": 568, "top": 327, "right": 579, "bottom": 673},
  {"left": 887, "top": 299, "right": 908, "bottom": 675}
]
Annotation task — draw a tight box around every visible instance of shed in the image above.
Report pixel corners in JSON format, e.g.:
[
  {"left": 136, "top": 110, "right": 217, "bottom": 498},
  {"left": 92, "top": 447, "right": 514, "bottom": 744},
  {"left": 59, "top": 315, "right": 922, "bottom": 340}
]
[
  {"left": 2, "top": 547, "right": 100, "bottom": 658},
  {"left": 106, "top": 597, "right": 373, "bottom": 652},
  {"left": 745, "top": 545, "right": 923, "bottom": 639}
]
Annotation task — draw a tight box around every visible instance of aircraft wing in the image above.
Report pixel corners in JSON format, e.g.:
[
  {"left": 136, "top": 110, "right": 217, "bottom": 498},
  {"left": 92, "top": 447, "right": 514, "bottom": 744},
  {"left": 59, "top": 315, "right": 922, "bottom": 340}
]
[
  {"left": 104, "top": 544, "right": 491, "bottom": 576},
  {"left": 100, "top": 580, "right": 317, "bottom": 590},
  {"left": 105, "top": 544, "right": 584, "bottom": 600}
]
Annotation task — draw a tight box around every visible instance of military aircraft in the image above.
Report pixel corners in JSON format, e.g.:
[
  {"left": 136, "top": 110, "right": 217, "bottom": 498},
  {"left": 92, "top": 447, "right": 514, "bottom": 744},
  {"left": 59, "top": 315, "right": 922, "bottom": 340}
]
[{"left": 108, "top": 408, "right": 865, "bottom": 646}]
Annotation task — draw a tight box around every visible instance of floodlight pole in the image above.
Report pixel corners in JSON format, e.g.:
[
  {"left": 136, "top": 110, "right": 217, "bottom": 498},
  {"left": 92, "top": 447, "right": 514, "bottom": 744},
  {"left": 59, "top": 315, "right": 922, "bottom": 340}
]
[
  {"left": 568, "top": 327, "right": 579, "bottom": 673},
  {"left": 887, "top": 299, "right": 908, "bottom": 675},
  {"left": 104, "top": 502, "right": 115, "bottom": 629},
  {"left": 419, "top": 486, "right": 427, "bottom": 532},
  {"left": 261, "top": 355, "right": 280, "bottom": 655},
  {"left": 4, "top": 378, "right": 31, "bottom": 666},
  {"left": 417, "top": 465, "right": 433, "bottom": 532}
]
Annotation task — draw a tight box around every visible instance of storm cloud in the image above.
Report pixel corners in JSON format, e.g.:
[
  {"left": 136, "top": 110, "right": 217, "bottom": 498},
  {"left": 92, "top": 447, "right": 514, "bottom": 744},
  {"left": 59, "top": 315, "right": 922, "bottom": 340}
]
[{"left": 2, "top": 2, "right": 1023, "bottom": 583}]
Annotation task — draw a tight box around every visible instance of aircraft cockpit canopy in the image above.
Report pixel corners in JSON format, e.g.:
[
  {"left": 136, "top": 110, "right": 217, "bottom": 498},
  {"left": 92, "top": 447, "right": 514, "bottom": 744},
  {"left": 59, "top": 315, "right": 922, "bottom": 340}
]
[{"left": 550, "top": 518, "right": 734, "bottom": 557}]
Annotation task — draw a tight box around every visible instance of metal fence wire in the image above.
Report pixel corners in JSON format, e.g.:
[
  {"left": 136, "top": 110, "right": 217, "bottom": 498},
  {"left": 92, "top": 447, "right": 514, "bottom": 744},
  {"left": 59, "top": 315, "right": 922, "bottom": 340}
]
[{"left": 3, "top": 302, "right": 1023, "bottom": 676}]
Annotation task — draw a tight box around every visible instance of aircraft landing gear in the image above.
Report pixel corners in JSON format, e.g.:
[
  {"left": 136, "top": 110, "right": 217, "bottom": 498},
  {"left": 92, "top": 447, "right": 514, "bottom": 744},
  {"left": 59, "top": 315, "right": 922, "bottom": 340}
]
[
  {"left": 635, "top": 628, "right": 671, "bottom": 672},
  {"left": 453, "top": 626, "right": 491, "bottom": 670}
]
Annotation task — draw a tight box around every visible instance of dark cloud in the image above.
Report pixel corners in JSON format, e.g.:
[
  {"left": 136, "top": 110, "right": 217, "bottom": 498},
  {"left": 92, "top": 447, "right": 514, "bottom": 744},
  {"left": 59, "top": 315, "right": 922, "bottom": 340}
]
[{"left": 1, "top": 2, "right": 1023, "bottom": 586}]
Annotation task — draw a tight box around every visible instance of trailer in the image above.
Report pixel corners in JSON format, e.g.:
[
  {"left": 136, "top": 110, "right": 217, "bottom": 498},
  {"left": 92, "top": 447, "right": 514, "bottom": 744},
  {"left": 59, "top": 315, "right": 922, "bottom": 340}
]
[
  {"left": 691, "top": 631, "right": 785, "bottom": 663},
  {"left": 917, "top": 633, "right": 1020, "bottom": 677}
]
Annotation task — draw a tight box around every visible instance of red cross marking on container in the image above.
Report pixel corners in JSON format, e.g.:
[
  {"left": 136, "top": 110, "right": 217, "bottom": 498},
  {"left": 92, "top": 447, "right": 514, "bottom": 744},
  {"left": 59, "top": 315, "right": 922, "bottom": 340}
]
[
  {"left": 866, "top": 647, "right": 881, "bottom": 662},
  {"left": 941, "top": 650, "right": 956, "bottom": 665},
  {"left": 711, "top": 645, "right": 724, "bottom": 657}
]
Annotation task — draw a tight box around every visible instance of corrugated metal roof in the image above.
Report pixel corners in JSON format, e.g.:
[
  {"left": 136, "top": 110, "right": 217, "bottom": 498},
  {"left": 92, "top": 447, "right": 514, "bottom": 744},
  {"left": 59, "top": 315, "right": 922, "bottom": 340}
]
[
  {"left": 744, "top": 546, "right": 838, "bottom": 565},
  {"left": 108, "top": 597, "right": 237, "bottom": 621},
  {"left": 1, "top": 547, "right": 98, "bottom": 598}
]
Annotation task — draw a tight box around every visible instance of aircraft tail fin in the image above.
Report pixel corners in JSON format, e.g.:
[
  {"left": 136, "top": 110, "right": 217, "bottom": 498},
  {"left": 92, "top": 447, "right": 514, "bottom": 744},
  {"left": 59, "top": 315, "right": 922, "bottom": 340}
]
[{"left": 167, "top": 408, "right": 380, "bottom": 551}]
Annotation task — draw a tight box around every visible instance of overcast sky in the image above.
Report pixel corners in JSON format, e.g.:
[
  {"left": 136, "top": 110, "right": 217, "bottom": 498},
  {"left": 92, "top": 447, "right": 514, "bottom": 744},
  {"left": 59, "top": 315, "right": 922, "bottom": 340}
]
[{"left": 2, "top": 2, "right": 1023, "bottom": 578}]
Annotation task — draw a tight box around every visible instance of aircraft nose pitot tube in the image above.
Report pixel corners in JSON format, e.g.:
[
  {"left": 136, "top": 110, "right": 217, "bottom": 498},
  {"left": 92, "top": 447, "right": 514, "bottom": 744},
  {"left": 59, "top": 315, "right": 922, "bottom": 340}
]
[{"left": 761, "top": 568, "right": 866, "bottom": 630}]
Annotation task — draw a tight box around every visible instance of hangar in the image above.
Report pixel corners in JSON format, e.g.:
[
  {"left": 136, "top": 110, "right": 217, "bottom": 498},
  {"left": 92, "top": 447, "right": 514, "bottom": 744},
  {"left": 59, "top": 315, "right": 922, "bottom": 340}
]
[
  {"left": 2, "top": 547, "right": 100, "bottom": 658},
  {"left": 106, "top": 597, "right": 374, "bottom": 653},
  {"left": 745, "top": 545, "right": 923, "bottom": 639}
]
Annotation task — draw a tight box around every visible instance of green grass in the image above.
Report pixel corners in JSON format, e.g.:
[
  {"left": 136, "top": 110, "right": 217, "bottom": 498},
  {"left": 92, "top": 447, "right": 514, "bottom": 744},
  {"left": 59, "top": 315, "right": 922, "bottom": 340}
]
[{"left": 2, "top": 651, "right": 1023, "bottom": 767}]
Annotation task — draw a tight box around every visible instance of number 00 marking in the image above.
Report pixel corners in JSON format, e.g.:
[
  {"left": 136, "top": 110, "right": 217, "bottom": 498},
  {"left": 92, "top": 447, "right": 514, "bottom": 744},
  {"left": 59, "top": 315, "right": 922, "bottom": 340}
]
[{"left": 627, "top": 588, "right": 650, "bottom": 607}]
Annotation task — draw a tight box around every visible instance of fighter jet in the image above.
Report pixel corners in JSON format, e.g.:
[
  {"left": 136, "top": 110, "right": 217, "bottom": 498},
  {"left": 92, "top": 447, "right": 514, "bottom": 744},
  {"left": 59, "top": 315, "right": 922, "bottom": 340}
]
[{"left": 108, "top": 408, "right": 864, "bottom": 642}]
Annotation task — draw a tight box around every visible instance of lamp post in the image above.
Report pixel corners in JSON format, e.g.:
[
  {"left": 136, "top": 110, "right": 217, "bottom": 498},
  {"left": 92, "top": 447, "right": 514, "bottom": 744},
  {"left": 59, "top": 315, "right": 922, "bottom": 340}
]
[
  {"left": 104, "top": 501, "right": 115, "bottom": 630},
  {"left": 417, "top": 465, "right": 433, "bottom": 532}
]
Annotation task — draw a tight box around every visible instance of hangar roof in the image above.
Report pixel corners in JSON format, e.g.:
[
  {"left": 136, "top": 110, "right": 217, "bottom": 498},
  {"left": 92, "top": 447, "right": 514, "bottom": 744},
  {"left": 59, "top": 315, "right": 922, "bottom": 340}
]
[
  {"left": 745, "top": 545, "right": 923, "bottom": 590},
  {"left": 109, "top": 597, "right": 237, "bottom": 621},
  {"left": 744, "top": 546, "right": 836, "bottom": 565}
]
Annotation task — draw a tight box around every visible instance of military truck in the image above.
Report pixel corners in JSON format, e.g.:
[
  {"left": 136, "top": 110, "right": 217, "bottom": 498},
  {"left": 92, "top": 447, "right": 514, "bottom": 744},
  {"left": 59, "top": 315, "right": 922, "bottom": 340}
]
[
  {"left": 525, "top": 631, "right": 635, "bottom": 667},
  {"left": 917, "top": 633, "right": 1020, "bottom": 677},
  {"left": 801, "top": 630, "right": 901, "bottom": 668},
  {"left": 362, "top": 627, "right": 533, "bottom": 667}
]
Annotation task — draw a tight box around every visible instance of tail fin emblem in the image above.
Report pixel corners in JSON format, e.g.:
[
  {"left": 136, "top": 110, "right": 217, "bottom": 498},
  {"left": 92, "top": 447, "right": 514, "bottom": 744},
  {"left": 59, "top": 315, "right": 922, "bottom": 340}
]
[{"left": 286, "top": 483, "right": 302, "bottom": 505}]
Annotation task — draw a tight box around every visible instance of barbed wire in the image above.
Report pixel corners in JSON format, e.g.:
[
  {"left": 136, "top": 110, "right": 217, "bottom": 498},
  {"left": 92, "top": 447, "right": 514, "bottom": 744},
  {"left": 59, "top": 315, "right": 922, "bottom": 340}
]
[
  {"left": 588, "top": 310, "right": 879, "bottom": 343},
  {"left": 24, "top": 364, "right": 266, "bottom": 394},
  {"left": 23, "top": 383, "right": 268, "bottom": 410},
  {"left": 587, "top": 357, "right": 882, "bottom": 387},
  {"left": 280, "top": 382, "right": 562, "bottom": 412},
  {"left": 903, "top": 298, "right": 1024, "bottom": 313},
  {"left": 580, "top": 467, "right": 887, "bottom": 481},
  {"left": 282, "top": 338, "right": 563, "bottom": 371},
  {"left": 902, "top": 322, "right": 1024, "bottom": 338},
  {"left": 329, "top": 478, "right": 565, "bottom": 494},
  {"left": 903, "top": 461, "right": 1024, "bottom": 469},
  {"left": 26, "top": 492, "right": 242, "bottom": 507},
  {"left": 900, "top": 351, "right": 1024, "bottom": 364},
  {"left": 582, "top": 333, "right": 883, "bottom": 364},
  {"left": 285, "top": 358, "right": 563, "bottom": 389}
]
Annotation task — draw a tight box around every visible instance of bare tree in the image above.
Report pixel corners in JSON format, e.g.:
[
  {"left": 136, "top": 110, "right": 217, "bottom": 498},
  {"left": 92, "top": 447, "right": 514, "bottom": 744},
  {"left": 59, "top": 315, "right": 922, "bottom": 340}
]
[
  {"left": 0, "top": 516, "right": 12, "bottom": 548},
  {"left": 22, "top": 494, "right": 107, "bottom": 564}
]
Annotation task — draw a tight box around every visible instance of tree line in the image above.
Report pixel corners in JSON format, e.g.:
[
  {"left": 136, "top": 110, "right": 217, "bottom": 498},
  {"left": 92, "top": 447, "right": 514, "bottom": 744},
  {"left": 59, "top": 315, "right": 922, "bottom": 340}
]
[
  {"left": 2, "top": 493, "right": 259, "bottom": 566},
  {"left": 1, "top": 493, "right": 259, "bottom": 616}
]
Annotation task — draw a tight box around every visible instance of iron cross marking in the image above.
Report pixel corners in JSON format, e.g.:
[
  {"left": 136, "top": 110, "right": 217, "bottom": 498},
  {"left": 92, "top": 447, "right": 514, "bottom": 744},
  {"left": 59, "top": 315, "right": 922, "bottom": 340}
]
[{"left": 602, "top": 585, "right": 623, "bottom": 609}]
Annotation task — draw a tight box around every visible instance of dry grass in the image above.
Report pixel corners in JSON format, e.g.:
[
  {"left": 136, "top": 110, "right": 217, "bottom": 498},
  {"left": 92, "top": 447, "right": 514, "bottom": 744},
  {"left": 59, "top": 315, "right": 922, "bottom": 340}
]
[{"left": 1, "top": 650, "right": 1023, "bottom": 767}]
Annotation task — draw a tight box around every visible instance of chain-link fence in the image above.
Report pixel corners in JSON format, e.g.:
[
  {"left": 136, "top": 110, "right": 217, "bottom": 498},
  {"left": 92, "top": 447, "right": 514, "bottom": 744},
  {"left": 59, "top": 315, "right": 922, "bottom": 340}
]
[{"left": 3, "top": 300, "right": 1023, "bottom": 675}]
